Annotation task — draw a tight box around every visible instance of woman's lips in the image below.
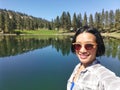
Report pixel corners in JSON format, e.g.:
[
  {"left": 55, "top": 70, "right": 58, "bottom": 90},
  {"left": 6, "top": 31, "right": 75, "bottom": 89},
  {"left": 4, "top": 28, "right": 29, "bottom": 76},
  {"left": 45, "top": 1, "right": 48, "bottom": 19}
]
[{"left": 79, "top": 54, "right": 89, "bottom": 59}]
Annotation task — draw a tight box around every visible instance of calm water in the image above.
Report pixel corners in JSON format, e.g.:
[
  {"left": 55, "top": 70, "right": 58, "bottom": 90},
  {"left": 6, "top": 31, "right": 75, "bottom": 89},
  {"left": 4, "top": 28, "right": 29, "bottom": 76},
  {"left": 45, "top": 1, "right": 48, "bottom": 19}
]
[{"left": 0, "top": 35, "right": 120, "bottom": 90}]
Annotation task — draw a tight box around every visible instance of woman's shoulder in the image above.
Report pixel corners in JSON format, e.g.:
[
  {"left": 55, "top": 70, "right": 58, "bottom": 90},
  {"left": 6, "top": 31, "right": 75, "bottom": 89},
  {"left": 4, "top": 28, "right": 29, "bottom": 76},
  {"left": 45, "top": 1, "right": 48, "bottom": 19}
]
[
  {"left": 89, "top": 63, "right": 120, "bottom": 90},
  {"left": 90, "top": 63, "right": 116, "bottom": 77}
]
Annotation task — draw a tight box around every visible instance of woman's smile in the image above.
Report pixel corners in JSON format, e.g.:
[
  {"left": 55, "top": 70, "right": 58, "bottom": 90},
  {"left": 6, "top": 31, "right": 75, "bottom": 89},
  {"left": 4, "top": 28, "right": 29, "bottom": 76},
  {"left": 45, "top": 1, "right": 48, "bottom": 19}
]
[{"left": 79, "top": 53, "right": 89, "bottom": 59}]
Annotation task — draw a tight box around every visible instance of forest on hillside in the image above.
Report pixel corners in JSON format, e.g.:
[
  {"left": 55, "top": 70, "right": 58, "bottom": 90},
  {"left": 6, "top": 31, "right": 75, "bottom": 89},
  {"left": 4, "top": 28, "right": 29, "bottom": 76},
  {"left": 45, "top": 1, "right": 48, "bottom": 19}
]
[
  {"left": 0, "top": 8, "right": 120, "bottom": 34},
  {"left": 0, "top": 9, "right": 51, "bottom": 34}
]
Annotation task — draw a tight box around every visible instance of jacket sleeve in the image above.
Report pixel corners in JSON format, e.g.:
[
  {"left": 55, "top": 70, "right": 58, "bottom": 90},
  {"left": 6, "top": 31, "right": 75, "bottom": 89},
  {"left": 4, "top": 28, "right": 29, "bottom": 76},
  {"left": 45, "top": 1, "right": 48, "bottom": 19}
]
[{"left": 95, "top": 64, "right": 120, "bottom": 90}]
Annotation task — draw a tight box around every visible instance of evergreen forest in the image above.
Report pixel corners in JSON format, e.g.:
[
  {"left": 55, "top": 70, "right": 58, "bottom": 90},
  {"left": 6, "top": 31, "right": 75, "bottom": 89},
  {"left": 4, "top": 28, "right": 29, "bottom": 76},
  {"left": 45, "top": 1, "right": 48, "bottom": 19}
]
[{"left": 0, "top": 8, "right": 120, "bottom": 34}]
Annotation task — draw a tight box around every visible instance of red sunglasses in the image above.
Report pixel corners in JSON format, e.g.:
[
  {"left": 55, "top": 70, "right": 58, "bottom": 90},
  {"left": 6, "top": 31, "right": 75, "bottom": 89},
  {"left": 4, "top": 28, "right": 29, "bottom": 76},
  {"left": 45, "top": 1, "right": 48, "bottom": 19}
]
[{"left": 72, "top": 42, "right": 97, "bottom": 51}]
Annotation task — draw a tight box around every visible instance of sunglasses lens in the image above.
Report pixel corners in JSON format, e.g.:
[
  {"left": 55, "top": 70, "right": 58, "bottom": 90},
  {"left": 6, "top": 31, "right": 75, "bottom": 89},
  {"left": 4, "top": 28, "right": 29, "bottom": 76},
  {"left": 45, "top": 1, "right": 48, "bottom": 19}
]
[
  {"left": 85, "top": 44, "right": 94, "bottom": 50},
  {"left": 74, "top": 44, "right": 81, "bottom": 50},
  {"left": 73, "top": 43, "right": 96, "bottom": 51}
]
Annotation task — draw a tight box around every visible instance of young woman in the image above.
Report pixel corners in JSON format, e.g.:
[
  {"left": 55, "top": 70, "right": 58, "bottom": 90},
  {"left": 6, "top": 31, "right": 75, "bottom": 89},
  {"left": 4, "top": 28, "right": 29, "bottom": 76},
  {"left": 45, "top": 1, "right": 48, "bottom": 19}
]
[{"left": 67, "top": 26, "right": 120, "bottom": 90}]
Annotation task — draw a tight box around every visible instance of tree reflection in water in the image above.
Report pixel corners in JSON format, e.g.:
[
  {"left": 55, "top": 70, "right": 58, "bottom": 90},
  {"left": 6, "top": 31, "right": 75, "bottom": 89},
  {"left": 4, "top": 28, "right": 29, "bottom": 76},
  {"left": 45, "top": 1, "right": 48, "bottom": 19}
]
[{"left": 0, "top": 35, "right": 120, "bottom": 60}]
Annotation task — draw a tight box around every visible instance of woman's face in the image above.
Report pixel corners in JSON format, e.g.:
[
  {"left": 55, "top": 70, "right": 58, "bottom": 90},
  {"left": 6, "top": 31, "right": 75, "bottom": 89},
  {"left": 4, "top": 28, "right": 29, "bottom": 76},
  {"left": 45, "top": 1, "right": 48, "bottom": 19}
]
[{"left": 75, "top": 32, "right": 97, "bottom": 66}]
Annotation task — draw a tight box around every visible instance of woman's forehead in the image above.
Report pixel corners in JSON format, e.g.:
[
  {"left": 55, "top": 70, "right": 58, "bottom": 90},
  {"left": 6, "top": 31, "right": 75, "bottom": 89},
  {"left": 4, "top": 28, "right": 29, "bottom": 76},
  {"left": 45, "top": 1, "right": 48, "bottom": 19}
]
[{"left": 76, "top": 32, "right": 96, "bottom": 42}]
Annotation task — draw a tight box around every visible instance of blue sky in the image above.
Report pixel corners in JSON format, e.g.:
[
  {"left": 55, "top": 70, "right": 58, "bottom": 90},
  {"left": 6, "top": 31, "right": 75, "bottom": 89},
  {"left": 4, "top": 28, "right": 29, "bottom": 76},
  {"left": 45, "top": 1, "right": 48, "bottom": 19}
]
[{"left": 0, "top": 0, "right": 120, "bottom": 21}]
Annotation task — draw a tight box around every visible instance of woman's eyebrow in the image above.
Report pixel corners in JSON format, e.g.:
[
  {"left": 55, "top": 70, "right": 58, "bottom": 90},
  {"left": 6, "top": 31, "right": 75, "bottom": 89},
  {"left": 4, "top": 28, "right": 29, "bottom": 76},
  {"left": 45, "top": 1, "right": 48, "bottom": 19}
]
[{"left": 75, "top": 41, "right": 96, "bottom": 43}]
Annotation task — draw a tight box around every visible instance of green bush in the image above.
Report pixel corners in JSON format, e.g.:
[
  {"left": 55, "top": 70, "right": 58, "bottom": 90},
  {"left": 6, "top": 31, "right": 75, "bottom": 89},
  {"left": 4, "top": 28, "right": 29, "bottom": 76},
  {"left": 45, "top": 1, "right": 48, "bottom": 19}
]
[{"left": 14, "top": 30, "right": 22, "bottom": 35}]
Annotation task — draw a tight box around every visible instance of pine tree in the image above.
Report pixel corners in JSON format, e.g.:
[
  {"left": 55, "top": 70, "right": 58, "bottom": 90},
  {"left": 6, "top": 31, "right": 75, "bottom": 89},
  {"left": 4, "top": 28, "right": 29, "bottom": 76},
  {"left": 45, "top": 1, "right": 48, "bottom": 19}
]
[
  {"left": 60, "top": 11, "right": 67, "bottom": 30},
  {"left": 94, "top": 12, "right": 100, "bottom": 29},
  {"left": 0, "top": 10, "right": 5, "bottom": 32},
  {"left": 109, "top": 10, "right": 114, "bottom": 31},
  {"left": 115, "top": 9, "right": 120, "bottom": 31},
  {"left": 89, "top": 14, "right": 94, "bottom": 27},
  {"left": 66, "top": 12, "right": 71, "bottom": 30},
  {"left": 4, "top": 11, "right": 10, "bottom": 33},
  {"left": 82, "top": 12, "right": 88, "bottom": 26},
  {"left": 101, "top": 9, "right": 105, "bottom": 29},
  {"left": 77, "top": 13, "right": 82, "bottom": 28},
  {"left": 16, "top": 14, "right": 22, "bottom": 30},
  {"left": 105, "top": 11, "right": 109, "bottom": 30},
  {"left": 72, "top": 13, "right": 77, "bottom": 31},
  {"left": 54, "top": 16, "right": 60, "bottom": 30}
]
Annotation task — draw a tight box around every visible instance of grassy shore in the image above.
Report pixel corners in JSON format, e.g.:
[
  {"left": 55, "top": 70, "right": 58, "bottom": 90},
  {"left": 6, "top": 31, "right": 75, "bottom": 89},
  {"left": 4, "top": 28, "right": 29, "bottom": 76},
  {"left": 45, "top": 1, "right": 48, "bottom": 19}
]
[
  {"left": 20, "top": 30, "right": 120, "bottom": 39},
  {"left": 1, "top": 29, "right": 120, "bottom": 39},
  {"left": 14, "top": 29, "right": 75, "bottom": 36},
  {"left": 18, "top": 29, "right": 60, "bottom": 35},
  {"left": 101, "top": 32, "right": 120, "bottom": 39}
]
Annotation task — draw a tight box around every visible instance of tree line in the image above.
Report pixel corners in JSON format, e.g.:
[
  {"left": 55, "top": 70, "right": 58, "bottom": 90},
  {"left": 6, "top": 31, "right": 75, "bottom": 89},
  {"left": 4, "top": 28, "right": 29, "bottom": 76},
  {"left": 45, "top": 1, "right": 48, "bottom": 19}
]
[
  {"left": 0, "top": 9, "right": 51, "bottom": 33},
  {"left": 0, "top": 8, "right": 120, "bottom": 34},
  {"left": 53, "top": 9, "right": 120, "bottom": 32}
]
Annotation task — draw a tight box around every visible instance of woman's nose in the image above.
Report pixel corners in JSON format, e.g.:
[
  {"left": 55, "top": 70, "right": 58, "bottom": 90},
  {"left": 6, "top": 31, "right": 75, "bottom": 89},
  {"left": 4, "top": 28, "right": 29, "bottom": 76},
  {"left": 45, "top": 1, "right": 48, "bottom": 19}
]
[{"left": 79, "top": 45, "right": 87, "bottom": 53}]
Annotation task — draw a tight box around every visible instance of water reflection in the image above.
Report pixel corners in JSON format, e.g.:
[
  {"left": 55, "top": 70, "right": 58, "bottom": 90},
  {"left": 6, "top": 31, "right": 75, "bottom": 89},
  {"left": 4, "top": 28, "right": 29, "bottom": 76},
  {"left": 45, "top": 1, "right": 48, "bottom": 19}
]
[
  {"left": 0, "top": 35, "right": 120, "bottom": 60},
  {"left": 104, "top": 37, "right": 120, "bottom": 60},
  {"left": 0, "top": 35, "right": 72, "bottom": 57},
  {"left": 0, "top": 35, "right": 120, "bottom": 90},
  {"left": 0, "top": 36, "right": 120, "bottom": 60}
]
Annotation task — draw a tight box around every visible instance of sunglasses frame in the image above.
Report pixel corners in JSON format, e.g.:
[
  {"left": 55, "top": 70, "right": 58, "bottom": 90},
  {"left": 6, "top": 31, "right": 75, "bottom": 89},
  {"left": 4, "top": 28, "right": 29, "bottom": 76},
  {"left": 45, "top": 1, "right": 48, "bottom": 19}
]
[{"left": 72, "top": 42, "right": 97, "bottom": 51}]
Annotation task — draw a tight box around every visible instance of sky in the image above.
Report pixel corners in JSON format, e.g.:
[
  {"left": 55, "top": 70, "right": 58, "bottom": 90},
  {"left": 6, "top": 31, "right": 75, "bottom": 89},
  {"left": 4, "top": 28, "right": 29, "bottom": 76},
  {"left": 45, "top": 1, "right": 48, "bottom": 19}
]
[{"left": 0, "top": 0, "right": 120, "bottom": 21}]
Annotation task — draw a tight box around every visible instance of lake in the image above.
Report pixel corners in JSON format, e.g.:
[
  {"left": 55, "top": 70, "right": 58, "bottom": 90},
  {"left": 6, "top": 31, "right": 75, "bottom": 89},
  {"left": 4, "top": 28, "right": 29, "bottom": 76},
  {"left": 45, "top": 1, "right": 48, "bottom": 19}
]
[{"left": 0, "top": 35, "right": 120, "bottom": 90}]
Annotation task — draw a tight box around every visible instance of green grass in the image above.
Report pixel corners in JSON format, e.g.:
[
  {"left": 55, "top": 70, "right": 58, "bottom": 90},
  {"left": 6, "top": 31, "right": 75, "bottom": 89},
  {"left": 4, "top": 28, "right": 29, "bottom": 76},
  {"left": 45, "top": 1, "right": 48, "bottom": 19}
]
[
  {"left": 14, "top": 29, "right": 120, "bottom": 39},
  {"left": 102, "top": 32, "right": 120, "bottom": 39},
  {"left": 14, "top": 29, "right": 60, "bottom": 35}
]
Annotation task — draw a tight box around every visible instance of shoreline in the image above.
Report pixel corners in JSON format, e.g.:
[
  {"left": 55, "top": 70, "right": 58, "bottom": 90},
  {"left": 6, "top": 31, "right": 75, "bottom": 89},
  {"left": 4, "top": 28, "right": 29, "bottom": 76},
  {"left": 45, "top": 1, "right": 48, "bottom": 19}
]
[
  {"left": 101, "top": 33, "right": 120, "bottom": 39},
  {"left": 0, "top": 32, "right": 120, "bottom": 39}
]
